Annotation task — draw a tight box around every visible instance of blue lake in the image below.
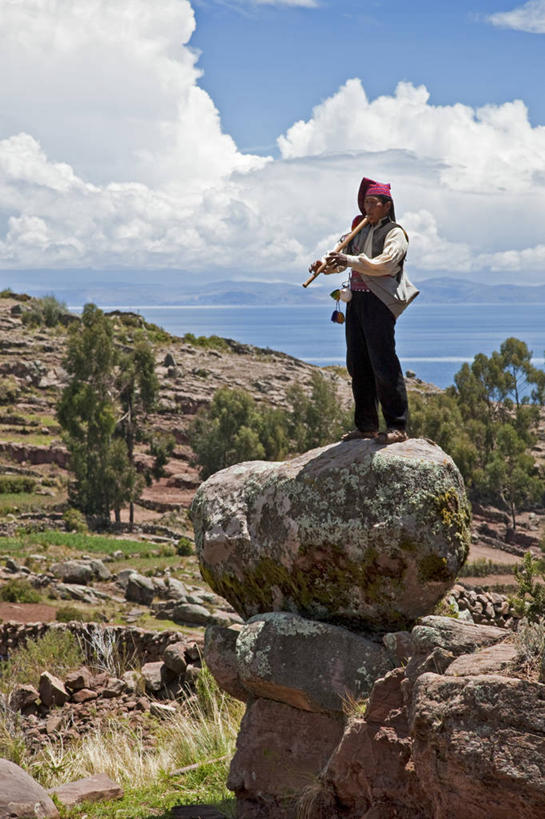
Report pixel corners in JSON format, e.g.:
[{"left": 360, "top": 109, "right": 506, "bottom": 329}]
[{"left": 74, "top": 302, "right": 545, "bottom": 390}]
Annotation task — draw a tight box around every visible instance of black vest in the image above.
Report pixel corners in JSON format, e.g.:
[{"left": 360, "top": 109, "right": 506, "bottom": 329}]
[{"left": 348, "top": 218, "right": 407, "bottom": 278}]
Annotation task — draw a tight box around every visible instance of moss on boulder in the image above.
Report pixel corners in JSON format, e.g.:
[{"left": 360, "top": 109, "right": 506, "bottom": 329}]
[{"left": 191, "top": 438, "right": 470, "bottom": 631}]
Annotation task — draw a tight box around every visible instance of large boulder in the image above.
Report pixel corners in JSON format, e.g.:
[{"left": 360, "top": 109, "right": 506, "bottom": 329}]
[
  {"left": 192, "top": 438, "right": 470, "bottom": 630},
  {"left": 235, "top": 612, "right": 393, "bottom": 713},
  {"left": 50, "top": 560, "right": 94, "bottom": 585},
  {"left": 411, "top": 673, "right": 545, "bottom": 818},
  {"left": 0, "top": 759, "right": 59, "bottom": 818}
]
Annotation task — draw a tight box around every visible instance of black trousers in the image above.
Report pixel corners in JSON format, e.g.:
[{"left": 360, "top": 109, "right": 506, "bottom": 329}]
[{"left": 345, "top": 290, "right": 408, "bottom": 432}]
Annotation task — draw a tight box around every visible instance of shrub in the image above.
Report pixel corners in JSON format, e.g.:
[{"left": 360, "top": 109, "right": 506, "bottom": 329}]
[
  {"left": 0, "top": 376, "right": 19, "bottom": 404},
  {"left": 176, "top": 536, "right": 194, "bottom": 556},
  {"left": 513, "top": 618, "right": 545, "bottom": 680},
  {"left": 158, "top": 543, "right": 177, "bottom": 557},
  {"left": 55, "top": 606, "right": 104, "bottom": 624},
  {"left": 20, "top": 294, "right": 70, "bottom": 328},
  {"left": 183, "top": 332, "right": 229, "bottom": 352},
  {"left": 0, "top": 475, "right": 36, "bottom": 494},
  {"left": 511, "top": 552, "right": 545, "bottom": 621},
  {"left": 55, "top": 605, "right": 86, "bottom": 622},
  {"left": 0, "top": 579, "right": 41, "bottom": 604},
  {"left": 62, "top": 507, "right": 88, "bottom": 533}
]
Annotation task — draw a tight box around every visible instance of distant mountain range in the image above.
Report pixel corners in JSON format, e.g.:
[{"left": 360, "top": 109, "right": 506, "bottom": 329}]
[
  {"left": 2, "top": 270, "right": 545, "bottom": 307},
  {"left": 417, "top": 277, "right": 545, "bottom": 304}
]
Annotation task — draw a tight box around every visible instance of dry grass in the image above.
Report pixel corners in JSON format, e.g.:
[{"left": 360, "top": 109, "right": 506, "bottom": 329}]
[
  {"left": 31, "top": 665, "right": 244, "bottom": 792},
  {"left": 296, "top": 776, "right": 337, "bottom": 819},
  {"left": 511, "top": 618, "right": 545, "bottom": 681}
]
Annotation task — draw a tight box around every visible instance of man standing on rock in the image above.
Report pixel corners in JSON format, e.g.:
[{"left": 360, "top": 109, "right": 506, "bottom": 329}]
[{"left": 308, "top": 177, "right": 419, "bottom": 444}]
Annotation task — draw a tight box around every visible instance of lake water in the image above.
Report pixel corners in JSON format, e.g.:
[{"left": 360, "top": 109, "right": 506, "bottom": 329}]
[{"left": 79, "top": 302, "right": 545, "bottom": 390}]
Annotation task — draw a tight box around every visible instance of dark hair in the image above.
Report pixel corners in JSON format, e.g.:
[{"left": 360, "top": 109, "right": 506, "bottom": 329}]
[{"left": 377, "top": 195, "right": 394, "bottom": 220}]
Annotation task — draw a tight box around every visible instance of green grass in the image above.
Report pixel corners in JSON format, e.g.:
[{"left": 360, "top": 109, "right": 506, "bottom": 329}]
[
  {"left": 58, "top": 774, "right": 236, "bottom": 818},
  {"left": 0, "top": 411, "right": 58, "bottom": 427},
  {"left": 0, "top": 430, "right": 61, "bottom": 446},
  {"left": 0, "top": 492, "right": 63, "bottom": 516},
  {"left": 0, "top": 475, "right": 37, "bottom": 494},
  {"left": 108, "top": 554, "right": 182, "bottom": 574},
  {"left": 458, "top": 558, "right": 518, "bottom": 577},
  {"left": 0, "top": 531, "right": 157, "bottom": 556}
]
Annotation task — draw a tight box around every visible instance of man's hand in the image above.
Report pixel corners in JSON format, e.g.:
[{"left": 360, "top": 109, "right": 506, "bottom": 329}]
[
  {"left": 308, "top": 259, "right": 322, "bottom": 273},
  {"left": 325, "top": 251, "right": 348, "bottom": 269}
]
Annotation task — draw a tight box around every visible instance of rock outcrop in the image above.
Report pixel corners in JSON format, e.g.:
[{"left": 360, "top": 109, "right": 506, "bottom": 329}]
[
  {"left": 207, "top": 614, "right": 545, "bottom": 818},
  {"left": 192, "top": 438, "right": 470, "bottom": 631}
]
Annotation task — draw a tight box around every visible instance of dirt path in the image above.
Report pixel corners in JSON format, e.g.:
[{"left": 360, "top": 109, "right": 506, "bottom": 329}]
[
  {"left": 0, "top": 602, "right": 57, "bottom": 623},
  {"left": 468, "top": 543, "right": 521, "bottom": 565}
]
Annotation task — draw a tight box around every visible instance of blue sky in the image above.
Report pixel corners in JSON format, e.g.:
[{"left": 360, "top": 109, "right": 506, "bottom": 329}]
[
  {"left": 1, "top": 0, "right": 545, "bottom": 286},
  {"left": 192, "top": 0, "right": 545, "bottom": 153}
]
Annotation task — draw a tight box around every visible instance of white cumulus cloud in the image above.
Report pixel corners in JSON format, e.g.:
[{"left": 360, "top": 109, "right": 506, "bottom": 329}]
[
  {"left": 2, "top": 0, "right": 545, "bottom": 283},
  {"left": 0, "top": 0, "right": 267, "bottom": 194},
  {"left": 488, "top": 0, "right": 545, "bottom": 33},
  {"left": 277, "top": 78, "right": 545, "bottom": 194}
]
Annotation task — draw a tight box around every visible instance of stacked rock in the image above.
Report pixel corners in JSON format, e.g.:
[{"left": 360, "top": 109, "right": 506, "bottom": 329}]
[{"left": 192, "top": 437, "right": 472, "bottom": 818}]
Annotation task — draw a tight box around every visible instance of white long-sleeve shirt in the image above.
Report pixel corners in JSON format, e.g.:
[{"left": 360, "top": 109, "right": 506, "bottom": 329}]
[{"left": 345, "top": 223, "right": 408, "bottom": 278}]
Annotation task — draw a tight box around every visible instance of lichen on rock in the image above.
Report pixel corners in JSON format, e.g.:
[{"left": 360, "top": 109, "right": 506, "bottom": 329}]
[{"left": 192, "top": 438, "right": 471, "bottom": 631}]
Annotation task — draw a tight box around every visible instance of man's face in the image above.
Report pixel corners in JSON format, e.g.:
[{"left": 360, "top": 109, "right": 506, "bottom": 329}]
[{"left": 363, "top": 196, "right": 391, "bottom": 225}]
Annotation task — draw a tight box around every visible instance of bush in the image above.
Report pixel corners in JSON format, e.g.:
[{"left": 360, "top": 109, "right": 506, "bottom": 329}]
[
  {"left": 510, "top": 552, "right": 545, "bottom": 621},
  {"left": 62, "top": 507, "right": 88, "bottom": 533},
  {"left": 0, "top": 376, "right": 18, "bottom": 404},
  {"left": 55, "top": 606, "right": 104, "bottom": 623},
  {"left": 177, "top": 536, "right": 194, "bottom": 556},
  {"left": 0, "top": 579, "right": 41, "bottom": 603},
  {"left": 183, "top": 332, "right": 229, "bottom": 352},
  {"left": 21, "top": 294, "right": 70, "bottom": 328},
  {"left": 55, "top": 605, "right": 86, "bottom": 622},
  {"left": 0, "top": 475, "right": 36, "bottom": 494},
  {"left": 513, "top": 618, "right": 545, "bottom": 679},
  {"left": 158, "top": 543, "right": 176, "bottom": 557}
]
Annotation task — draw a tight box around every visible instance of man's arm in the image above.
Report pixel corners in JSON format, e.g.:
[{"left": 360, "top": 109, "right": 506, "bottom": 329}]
[{"left": 327, "top": 227, "right": 408, "bottom": 278}]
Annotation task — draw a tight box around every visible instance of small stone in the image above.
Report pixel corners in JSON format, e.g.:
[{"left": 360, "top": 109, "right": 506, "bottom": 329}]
[
  {"left": 150, "top": 702, "right": 177, "bottom": 718},
  {"left": 39, "top": 672, "right": 69, "bottom": 708},
  {"left": 45, "top": 715, "right": 63, "bottom": 735},
  {"left": 102, "top": 677, "right": 126, "bottom": 698},
  {"left": 163, "top": 642, "right": 188, "bottom": 676},
  {"left": 65, "top": 666, "right": 93, "bottom": 692},
  {"left": 122, "top": 670, "right": 142, "bottom": 693},
  {"left": 141, "top": 661, "right": 169, "bottom": 694},
  {"left": 72, "top": 688, "right": 98, "bottom": 704},
  {"left": 50, "top": 773, "right": 123, "bottom": 807},
  {"left": 185, "top": 641, "right": 202, "bottom": 663},
  {"left": 9, "top": 684, "right": 40, "bottom": 712}
]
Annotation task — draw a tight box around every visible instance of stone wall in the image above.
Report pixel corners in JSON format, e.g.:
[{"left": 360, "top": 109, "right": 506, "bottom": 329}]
[
  {"left": 0, "top": 621, "right": 200, "bottom": 663},
  {"left": 447, "top": 584, "right": 520, "bottom": 629}
]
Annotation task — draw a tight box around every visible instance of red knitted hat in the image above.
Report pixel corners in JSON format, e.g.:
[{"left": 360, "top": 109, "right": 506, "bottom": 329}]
[{"left": 357, "top": 176, "right": 395, "bottom": 219}]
